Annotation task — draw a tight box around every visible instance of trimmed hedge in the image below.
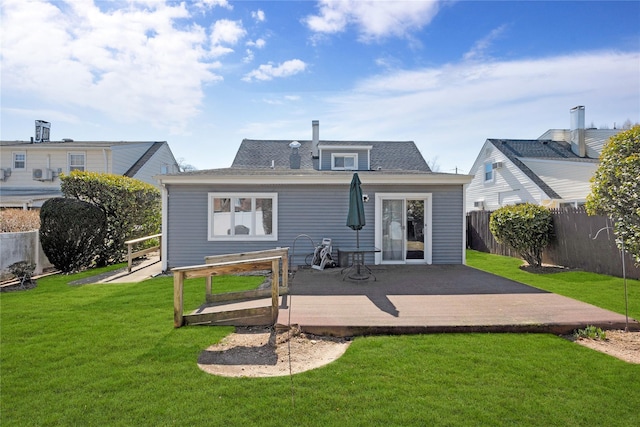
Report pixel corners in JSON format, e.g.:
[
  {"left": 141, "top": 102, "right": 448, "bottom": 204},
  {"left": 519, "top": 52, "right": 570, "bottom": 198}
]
[{"left": 60, "top": 171, "right": 160, "bottom": 266}]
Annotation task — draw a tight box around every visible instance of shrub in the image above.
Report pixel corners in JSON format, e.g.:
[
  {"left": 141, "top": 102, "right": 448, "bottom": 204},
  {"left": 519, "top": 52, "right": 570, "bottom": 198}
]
[
  {"left": 60, "top": 171, "right": 160, "bottom": 266},
  {"left": 7, "top": 261, "right": 36, "bottom": 288},
  {"left": 0, "top": 209, "right": 40, "bottom": 232},
  {"left": 39, "top": 198, "right": 108, "bottom": 273},
  {"left": 587, "top": 125, "right": 640, "bottom": 264},
  {"left": 489, "top": 203, "right": 554, "bottom": 267},
  {"left": 574, "top": 325, "right": 607, "bottom": 340}
]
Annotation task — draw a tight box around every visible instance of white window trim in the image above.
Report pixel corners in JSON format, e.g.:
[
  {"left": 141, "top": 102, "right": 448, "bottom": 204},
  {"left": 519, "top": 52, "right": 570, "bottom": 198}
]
[
  {"left": 12, "top": 151, "right": 26, "bottom": 170},
  {"left": 208, "top": 193, "right": 278, "bottom": 241},
  {"left": 483, "top": 161, "right": 494, "bottom": 183},
  {"left": 374, "top": 193, "right": 432, "bottom": 265},
  {"left": 68, "top": 151, "right": 86, "bottom": 172},
  {"left": 331, "top": 153, "right": 358, "bottom": 170}
]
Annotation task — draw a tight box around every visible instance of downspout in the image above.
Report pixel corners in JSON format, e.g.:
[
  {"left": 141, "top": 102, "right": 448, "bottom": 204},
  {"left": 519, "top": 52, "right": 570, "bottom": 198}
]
[
  {"left": 103, "top": 149, "right": 108, "bottom": 172},
  {"left": 462, "top": 183, "right": 468, "bottom": 265},
  {"left": 161, "top": 183, "right": 168, "bottom": 272}
]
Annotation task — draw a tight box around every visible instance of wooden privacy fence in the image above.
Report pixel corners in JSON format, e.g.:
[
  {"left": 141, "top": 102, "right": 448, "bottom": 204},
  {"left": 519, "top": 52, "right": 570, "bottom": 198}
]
[
  {"left": 125, "top": 233, "right": 161, "bottom": 273},
  {"left": 172, "top": 248, "right": 289, "bottom": 328},
  {"left": 467, "top": 209, "right": 640, "bottom": 280}
]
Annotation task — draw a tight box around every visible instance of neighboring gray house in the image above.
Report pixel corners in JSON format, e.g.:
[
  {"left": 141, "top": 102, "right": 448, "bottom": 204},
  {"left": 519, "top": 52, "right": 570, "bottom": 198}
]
[
  {"left": 466, "top": 106, "right": 623, "bottom": 212},
  {"left": 158, "top": 121, "right": 472, "bottom": 270},
  {"left": 0, "top": 125, "right": 180, "bottom": 208}
]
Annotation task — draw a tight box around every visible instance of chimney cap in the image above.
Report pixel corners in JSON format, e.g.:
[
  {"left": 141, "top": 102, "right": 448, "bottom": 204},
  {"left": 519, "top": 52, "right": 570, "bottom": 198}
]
[{"left": 289, "top": 140, "right": 301, "bottom": 149}]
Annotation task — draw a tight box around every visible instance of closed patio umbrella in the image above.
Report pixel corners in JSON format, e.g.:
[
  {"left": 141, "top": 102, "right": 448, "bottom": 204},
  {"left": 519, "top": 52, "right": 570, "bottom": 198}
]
[{"left": 346, "top": 172, "right": 365, "bottom": 248}]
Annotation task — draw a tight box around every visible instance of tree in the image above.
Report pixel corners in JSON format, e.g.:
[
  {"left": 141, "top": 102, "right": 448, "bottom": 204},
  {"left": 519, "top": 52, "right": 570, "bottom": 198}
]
[
  {"left": 586, "top": 125, "right": 640, "bottom": 263},
  {"left": 489, "top": 203, "right": 554, "bottom": 267},
  {"left": 60, "top": 171, "right": 161, "bottom": 266},
  {"left": 40, "top": 198, "right": 108, "bottom": 272}
]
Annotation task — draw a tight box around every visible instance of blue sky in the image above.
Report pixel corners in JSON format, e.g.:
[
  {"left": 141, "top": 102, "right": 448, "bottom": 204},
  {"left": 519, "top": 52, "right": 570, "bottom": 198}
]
[{"left": 1, "top": 0, "right": 639, "bottom": 173}]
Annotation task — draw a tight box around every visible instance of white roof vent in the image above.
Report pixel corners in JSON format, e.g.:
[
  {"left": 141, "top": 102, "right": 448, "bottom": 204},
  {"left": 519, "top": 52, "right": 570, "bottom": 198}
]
[{"left": 289, "top": 141, "right": 301, "bottom": 149}]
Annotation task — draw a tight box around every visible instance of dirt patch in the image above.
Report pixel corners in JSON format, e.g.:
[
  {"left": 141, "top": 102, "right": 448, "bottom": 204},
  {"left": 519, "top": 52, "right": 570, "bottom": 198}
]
[
  {"left": 519, "top": 264, "right": 577, "bottom": 274},
  {"left": 566, "top": 330, "right": 640, "bottom": 364},
  {"left": 197, "top": 326, "right": 351, "bottom": 377}
]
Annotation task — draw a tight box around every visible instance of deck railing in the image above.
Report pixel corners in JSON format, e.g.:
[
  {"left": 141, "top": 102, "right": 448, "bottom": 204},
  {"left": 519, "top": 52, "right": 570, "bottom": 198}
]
[
  {"left": 172, "top": 248, "right": 289, "bottom": 328},
  {"left": 124, "top": 233, "right": 162, "bottom": 273}
]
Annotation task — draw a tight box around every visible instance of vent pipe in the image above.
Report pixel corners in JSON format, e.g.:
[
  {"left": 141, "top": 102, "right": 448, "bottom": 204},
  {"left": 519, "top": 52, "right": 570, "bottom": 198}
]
[
  {"left": 312, "top": 120, "right": 319, "bottom": 158},
  {"left": 289, "top": 140, "right": 301, "bottom": 169},
  {"left": 570, "top": 106, "right": 586, "bottom": 157}
]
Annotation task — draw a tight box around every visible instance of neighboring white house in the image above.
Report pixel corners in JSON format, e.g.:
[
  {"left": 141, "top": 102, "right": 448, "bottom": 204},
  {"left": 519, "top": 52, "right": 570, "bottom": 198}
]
[
  {"left": 466, "top": 106, "right": 623, "bottom": 212},
  {"left": 0, "top": 121, "right": 180, "bottom": 208}
]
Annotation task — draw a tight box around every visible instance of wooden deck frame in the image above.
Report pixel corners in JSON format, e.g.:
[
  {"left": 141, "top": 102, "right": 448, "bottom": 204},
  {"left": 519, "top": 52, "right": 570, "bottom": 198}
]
[{"left": 172, "top": 248, "right": 289, "bottom": 328}]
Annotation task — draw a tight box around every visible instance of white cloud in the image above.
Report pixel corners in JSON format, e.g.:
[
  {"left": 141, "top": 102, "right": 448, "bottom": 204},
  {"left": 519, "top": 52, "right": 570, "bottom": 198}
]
[
  {"left": 195, "top": 0, "right": 232, "bottom": 10},
  {"left": 210, "top": 19, "right": 246, "bottom": 56},
  {"left": 252, "top": 9, "right": 265, "bottom": 22},
  {"left": 243, "top": 49, "right": 255, "bottom": 63},
  {"left": 0, "top": 0, "right": 221, "bottom": 133},
  {"left": 305, "top": 0, "right": 441, "bottom": 41},
  {"left": 463, "top": 25, "right": 508, "bottom": 62},
  {"left": 247, "top": 38, "right": 266, "bottom": 49},
  {"left": 242, "top": 59, "right": 307, "bottom": 82},
  {"left": 315, "top": 51, "right": 640, "bottom": 173}
]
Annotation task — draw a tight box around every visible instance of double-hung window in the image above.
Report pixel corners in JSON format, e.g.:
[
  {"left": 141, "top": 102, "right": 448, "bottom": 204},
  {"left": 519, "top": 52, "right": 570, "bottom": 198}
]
[
  {"left": 484, "top": 162, "right": 494, "bottom": 183},
  {"left": 332, "top": 153, "right": 357, "bottom": 170},
  {"left": 208, "top": 193, "right": 277, "bottom": 240},
  {"left": 68, "top": 152, "right": 86, "bottom": 172},
  {"left": 13, "top": 152, "right": 26, "bottom": 170}
]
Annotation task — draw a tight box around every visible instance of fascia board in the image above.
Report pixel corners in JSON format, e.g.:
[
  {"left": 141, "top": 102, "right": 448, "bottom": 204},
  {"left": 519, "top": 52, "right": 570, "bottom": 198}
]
[{"left": 157, "top": 173, "right": 472, "bottom": 186}]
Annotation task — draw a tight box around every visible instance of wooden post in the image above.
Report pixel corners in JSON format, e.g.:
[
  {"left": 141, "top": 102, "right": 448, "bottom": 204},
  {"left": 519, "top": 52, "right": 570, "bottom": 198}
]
[
  {"left": 281, "top": 252, "right": 289, "bottom": 290},
  {"left": 271, "top": 259, "right": 279, "bottom": 323},
  {"left": 127, "top": 243, "right": 133, "bottom": 273},
  {"left": 173, "top": 271, "right": 184, "bottom": 328},
  {"left": 205, "top": 275, "right": 212, "bottom": 297}
]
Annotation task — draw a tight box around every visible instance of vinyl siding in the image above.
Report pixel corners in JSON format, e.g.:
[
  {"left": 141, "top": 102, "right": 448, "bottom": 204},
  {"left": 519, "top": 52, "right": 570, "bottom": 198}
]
[
  {"left": 319, "top": 149, "right": 370, "bottom": 171},
  {"left": 111, "top": 143, "right": 153, "bottom": 175},
  {"left": 165, "top": 182, "right": 465, "bottom": 269},
  {"left": 131, "top": 144, "right": 178, "bottom": 187},
  {"left": 519, "top": 159, "right": 597, "bottom": 201},
  {"left": 0, "top": 146, "right": 109, "bottom": 189},
  {"left": 466, "top": 144, "right": 546, "bottom": 212}
]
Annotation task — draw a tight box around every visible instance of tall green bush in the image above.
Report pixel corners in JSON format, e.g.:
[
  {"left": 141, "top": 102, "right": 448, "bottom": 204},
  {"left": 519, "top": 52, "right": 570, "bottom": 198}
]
[
  {"left": 39, "top": 198, "right": 108, "bottom": 272},
  {"left": 489, "top": 203, "right": 554, "bottom": 267},
  {"left": 60, "top": 171, "right": 160, "bottom": 266},
  {"left": 587, "top": 125, "right": 640, "bottom": 264}
]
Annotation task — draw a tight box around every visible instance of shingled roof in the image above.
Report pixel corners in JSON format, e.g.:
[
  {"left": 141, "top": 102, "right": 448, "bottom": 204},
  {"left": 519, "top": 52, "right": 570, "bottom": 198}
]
[
  {"left": 487, "top": 138, "right": 599, "bottom": 200},
  {"left": 231, "top": 139, "right": 431, "bottom": 172}
]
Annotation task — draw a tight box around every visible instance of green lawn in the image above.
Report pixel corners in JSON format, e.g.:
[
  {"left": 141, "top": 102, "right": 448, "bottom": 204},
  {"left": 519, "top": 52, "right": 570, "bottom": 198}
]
[{"left": 1, "top": 255, "right": 639, "bottom": 426}]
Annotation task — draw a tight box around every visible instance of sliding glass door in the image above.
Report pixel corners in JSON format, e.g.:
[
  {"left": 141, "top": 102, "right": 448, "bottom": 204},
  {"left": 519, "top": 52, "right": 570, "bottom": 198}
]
[{"left": 379, "top": 196, "right": 429, "bottom": 263}]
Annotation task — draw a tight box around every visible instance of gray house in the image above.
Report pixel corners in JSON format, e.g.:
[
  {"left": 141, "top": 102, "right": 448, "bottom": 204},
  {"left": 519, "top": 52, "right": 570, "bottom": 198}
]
[{"left": 157, "top": 121, "right": 472, "bottom": 270}]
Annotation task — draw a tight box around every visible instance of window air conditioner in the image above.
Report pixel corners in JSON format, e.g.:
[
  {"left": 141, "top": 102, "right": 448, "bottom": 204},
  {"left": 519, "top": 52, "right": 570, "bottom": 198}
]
[{"left": 492, "top": 162, "right": 503, "bottom": 170}]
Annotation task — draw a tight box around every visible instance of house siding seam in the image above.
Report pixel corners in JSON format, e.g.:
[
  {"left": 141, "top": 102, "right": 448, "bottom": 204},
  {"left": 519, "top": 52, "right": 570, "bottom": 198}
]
[{"left": 165, "top": 183, "right": 464, "bottom": 269}]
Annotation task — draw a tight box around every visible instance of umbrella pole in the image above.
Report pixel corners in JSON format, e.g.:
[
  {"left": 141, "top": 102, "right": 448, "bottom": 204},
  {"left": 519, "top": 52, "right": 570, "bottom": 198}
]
[{"left": 356, "top": 230, "right": 361, "bottom": 275}]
